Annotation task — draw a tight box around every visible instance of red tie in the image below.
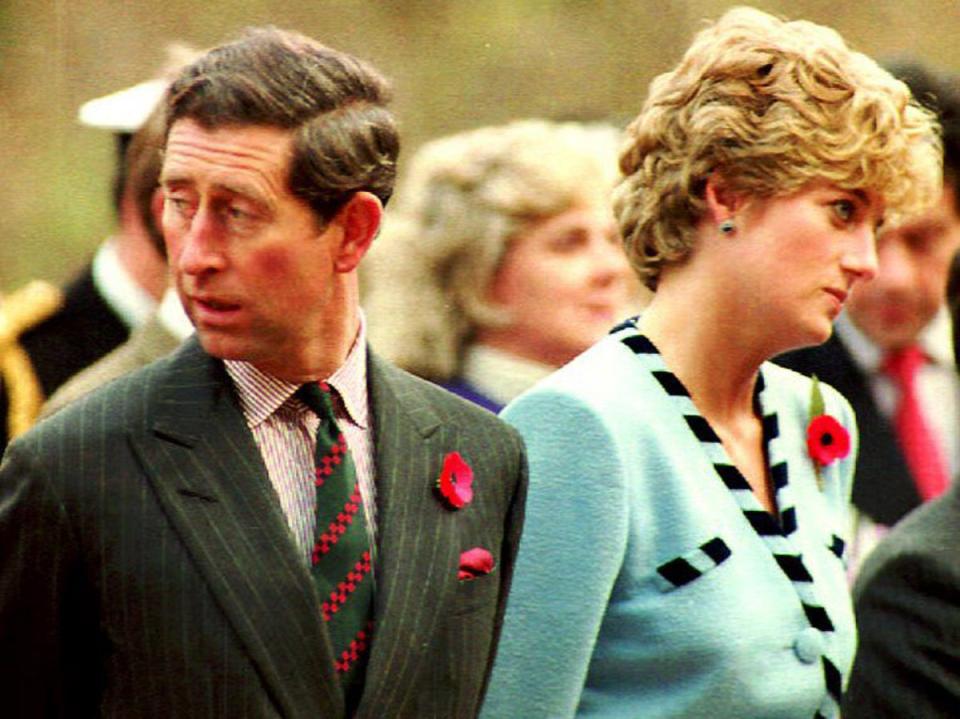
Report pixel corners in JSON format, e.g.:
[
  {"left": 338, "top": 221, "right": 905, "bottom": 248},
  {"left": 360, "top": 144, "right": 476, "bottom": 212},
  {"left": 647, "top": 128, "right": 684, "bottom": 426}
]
[{"left": 883, "top": 345, "right": 949, "bottom": 501}]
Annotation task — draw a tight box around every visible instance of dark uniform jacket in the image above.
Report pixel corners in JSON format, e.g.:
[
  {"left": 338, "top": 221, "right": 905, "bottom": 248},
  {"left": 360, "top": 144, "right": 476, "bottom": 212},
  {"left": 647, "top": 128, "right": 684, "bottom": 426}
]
[{"left": 0, "top": 265, "right": 129, "bottom": 451}]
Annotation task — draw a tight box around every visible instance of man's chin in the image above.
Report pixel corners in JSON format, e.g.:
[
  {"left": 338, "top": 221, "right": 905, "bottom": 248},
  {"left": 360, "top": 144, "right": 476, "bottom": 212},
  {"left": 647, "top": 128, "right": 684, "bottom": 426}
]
[
  {"left": 196, "top": 332, "right": 250, "bottom": 362},
  {"left": 849, "top": 311, "right": 932, "bottom": 351}
]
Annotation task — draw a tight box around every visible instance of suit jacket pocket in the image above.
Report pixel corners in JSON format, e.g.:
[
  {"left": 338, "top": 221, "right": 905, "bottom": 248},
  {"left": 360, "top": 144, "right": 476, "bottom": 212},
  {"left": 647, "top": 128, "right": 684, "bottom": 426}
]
[{"left": 653, "top": 536, "right": 732, "bottom": 593}]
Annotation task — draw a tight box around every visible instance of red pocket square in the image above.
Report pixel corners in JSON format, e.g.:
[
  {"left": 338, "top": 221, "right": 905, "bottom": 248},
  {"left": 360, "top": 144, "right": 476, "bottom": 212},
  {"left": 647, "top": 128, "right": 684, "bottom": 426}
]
[{"left": 458, "top": 547, "right": 494, "bottom": 580}]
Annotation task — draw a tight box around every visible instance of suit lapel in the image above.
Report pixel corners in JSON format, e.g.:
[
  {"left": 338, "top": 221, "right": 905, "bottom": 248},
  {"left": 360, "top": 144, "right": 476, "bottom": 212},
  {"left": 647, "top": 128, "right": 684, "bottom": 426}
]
[
  {"left": 128, "top": 339, "right": 344, "bottom": 718},
  {"left": 358, "top": 353, "right": 462, "bottom": 712}
]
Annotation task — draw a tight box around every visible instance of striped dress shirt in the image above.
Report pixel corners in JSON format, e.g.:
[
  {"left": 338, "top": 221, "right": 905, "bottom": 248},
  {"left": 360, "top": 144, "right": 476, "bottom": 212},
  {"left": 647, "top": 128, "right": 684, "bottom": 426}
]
[{"left": 224, "top": 321, "right": 377, "bottom": 569}]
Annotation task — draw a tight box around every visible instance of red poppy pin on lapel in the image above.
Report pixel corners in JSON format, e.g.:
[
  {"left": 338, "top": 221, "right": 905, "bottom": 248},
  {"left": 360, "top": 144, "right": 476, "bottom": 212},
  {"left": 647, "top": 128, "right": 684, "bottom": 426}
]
[
  {"left": 458, "top": 547, "right": 494, "bottom": 580},
  {"left": 437, "top": 451, "right": 474, "bottom": 509},
  {"left": 806, "top": 376, "right": 851, "bottom": 489}
]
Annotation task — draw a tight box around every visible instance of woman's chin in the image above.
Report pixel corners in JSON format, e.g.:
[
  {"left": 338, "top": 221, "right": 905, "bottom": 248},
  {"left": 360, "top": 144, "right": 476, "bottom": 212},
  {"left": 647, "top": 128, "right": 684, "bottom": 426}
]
[{"left": 777, "top": 323, "right": 835, "bottom": 355}]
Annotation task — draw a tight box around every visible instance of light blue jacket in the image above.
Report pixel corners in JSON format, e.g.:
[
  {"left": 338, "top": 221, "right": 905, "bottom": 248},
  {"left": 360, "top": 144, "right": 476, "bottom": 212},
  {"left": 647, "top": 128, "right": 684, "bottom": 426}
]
[{"left": 482, "top": 326, "right": 857, "bottom": 718}]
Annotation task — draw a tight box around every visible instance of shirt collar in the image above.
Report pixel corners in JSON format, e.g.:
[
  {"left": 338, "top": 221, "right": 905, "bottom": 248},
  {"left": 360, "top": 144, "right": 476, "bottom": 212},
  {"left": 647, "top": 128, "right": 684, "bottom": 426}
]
[
  {"left": 91, "top": 238, "right": 158, "bottom": 329},
  {"left": 157, "top": 286, "right": 195, "bottom": 341},
  {"left": 836, "top": 305, "right": 956, "bottom": 372},
  {"left": 225, "top": 312, "right": 370, "bottom": 430},
  {"left": 460, "top": 344, "right": 555, "bottom": 407}
]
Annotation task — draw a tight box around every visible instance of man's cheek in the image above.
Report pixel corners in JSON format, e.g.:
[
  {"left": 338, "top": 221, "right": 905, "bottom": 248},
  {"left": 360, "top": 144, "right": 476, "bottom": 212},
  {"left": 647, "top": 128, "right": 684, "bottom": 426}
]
[{"left": 253, "top": 247, "right": 294, "bottom": 279}]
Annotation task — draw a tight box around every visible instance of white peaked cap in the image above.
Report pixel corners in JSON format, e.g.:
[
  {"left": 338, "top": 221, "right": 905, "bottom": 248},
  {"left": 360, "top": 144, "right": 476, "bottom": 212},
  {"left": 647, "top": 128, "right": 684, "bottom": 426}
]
[{"left": 77, "top": 78, "right": 168, "bottom": 133}]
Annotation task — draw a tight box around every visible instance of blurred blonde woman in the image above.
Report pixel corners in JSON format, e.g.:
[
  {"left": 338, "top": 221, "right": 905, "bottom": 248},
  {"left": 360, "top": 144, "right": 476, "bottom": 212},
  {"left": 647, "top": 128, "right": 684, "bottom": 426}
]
[
  {"left": 364, "top": 119, "right": 636, "bottom": 412},
  {"left": 482, "top": 8, "right": 941, "bottom": 719}
]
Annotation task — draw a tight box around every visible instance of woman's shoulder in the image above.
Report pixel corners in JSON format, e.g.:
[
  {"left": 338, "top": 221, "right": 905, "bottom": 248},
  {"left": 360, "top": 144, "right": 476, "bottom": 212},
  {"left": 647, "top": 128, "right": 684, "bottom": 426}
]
[{"left": 505, "top": 327, "right": 660, "bottom": 418}]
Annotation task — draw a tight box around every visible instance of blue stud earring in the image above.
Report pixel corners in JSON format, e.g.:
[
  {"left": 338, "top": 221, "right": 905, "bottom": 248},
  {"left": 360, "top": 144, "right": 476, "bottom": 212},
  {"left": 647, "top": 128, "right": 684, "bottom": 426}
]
[{"left": 719, "top": 219, "right": 735, "bottom": 235}]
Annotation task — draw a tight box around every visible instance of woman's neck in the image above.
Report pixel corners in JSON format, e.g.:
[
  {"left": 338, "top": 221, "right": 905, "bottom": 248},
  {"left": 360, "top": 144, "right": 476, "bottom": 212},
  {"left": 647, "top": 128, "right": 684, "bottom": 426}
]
[
  {"left": 642, "top": 274, "right": 777, "bottom": 513},
  {"left": 640, "top": 278, "right": 763, "bottom": 426}
]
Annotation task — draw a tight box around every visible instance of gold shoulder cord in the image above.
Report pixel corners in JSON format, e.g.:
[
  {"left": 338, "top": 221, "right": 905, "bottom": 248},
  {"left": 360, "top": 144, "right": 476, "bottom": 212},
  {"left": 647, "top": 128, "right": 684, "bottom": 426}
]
[{"left": 0, "top": 280, "right": 64, "bottom": 440}]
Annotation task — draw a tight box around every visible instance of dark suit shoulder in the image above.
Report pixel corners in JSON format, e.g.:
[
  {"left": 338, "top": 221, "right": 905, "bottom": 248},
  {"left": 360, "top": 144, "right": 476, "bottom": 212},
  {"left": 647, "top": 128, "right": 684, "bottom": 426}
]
[
  {"left": 22, "top": 339, "right": 199, "bottom": 452},
  {"left": 367, "top": 354, "right": 527, "bottom": 521},
  {"left": 855, "top": 487, "right": 960, "bottom": 593},
  {"left": 369, "top": 355, "right": 522, "bottom": 439},
  {"left": 844, "top": 487, "right": 960, "bottom": 717},
  {"left": 774, "top": 336, "right": 851, "bottom": 378}
]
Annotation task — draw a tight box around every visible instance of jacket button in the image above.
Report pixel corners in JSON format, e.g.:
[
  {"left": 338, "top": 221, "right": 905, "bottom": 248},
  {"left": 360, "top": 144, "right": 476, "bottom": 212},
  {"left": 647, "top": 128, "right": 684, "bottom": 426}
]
[{"left": 794, "top": 627, "right": 825, "bottom": 664}]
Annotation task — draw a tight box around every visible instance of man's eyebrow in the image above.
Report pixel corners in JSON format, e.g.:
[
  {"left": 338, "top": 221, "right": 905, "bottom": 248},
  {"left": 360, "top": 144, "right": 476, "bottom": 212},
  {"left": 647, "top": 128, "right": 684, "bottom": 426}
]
[
  {"left": 158, "top": 175, "right": 267, "bottom": 204},
  {"left": 216, "top": 181, "right": 266, "bottom": 200},
  {"left": 158, "top": 172, "right": 184, "bottom": 187}
]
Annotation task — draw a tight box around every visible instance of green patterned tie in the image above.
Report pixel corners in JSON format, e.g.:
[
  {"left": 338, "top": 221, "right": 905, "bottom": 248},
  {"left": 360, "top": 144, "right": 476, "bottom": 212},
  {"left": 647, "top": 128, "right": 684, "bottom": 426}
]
[{"left": 296, "top": 381, "right": 373, "bottom": 712}]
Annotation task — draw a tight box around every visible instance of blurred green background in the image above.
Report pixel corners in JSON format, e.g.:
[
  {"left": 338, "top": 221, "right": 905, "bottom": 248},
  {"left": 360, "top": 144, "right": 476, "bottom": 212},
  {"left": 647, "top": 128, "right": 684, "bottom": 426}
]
[{"left": 2, "top": 0, "right": 959, "bottom": 291}]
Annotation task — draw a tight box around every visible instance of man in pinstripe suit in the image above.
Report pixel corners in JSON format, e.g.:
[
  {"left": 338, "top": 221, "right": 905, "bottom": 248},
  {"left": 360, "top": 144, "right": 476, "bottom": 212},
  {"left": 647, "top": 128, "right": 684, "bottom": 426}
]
[{"left": 0, "top": 28, "right": 527, "bottom": 718}]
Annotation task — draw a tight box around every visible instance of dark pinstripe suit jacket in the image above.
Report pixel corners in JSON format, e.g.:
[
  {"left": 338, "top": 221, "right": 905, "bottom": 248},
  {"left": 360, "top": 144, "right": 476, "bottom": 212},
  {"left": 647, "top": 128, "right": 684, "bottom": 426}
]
[{"left": 0, "top": 337, "right": 527, "bottom": 718}]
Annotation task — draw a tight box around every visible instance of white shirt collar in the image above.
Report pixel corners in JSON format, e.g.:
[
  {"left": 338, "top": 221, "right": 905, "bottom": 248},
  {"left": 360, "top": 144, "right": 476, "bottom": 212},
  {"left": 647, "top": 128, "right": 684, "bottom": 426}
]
[
  {"left": 460, "top": 344, "right": 555, "bottom": 407},
  {"left": 91, "top": 238, "right": 157, "bottom": 329},
  {"left": 156, "top": 286, "right": 194, "bottom": 341}
]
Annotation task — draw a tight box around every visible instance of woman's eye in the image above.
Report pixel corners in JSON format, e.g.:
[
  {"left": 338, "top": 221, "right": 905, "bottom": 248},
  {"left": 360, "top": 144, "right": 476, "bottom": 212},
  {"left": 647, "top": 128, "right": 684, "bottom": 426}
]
[
  {"left": 832, "top": 199, "right": 855, "bottom": 223},
  {"left": 550, "top": 229, "right": 588, "bottom": 252}
]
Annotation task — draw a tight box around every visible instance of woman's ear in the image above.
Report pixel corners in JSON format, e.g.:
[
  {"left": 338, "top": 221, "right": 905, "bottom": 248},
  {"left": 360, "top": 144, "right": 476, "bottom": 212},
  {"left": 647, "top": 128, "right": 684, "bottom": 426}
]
[
  {"left": 332, "top": 192, "right": 383, "bottom": 273},
  {"left": 704, "top": 172, "right": 743, "bottom": 225}
]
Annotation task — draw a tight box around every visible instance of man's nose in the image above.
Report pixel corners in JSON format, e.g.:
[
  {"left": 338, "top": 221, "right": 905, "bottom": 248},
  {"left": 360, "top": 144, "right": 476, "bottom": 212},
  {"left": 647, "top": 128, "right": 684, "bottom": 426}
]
[{"left": 176, "top": 209, "right": 227, "bottom": 276}]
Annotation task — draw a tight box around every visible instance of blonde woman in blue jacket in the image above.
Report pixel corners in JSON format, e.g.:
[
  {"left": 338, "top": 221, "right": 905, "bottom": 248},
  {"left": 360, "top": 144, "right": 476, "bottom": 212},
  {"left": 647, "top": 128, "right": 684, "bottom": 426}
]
[{"left": 481, "top": 8, "right": 941, "bottom": 719}]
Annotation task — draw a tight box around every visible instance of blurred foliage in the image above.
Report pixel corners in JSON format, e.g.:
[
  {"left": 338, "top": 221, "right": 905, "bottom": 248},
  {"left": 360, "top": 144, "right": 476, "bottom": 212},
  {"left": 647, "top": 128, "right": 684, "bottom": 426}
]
[{"left": 1, "top": 0, "right": 959, "bottom": 290}]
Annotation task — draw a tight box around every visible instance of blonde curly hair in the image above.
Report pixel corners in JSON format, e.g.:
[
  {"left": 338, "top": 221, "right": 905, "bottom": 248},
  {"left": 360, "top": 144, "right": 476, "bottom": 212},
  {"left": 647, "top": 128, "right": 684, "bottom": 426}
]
[
  {"left": 614, "top": 6, "right": 943, "bottom": 290},
  {"left": 364, "top": 119, "right": 620, "bottom": 381}
]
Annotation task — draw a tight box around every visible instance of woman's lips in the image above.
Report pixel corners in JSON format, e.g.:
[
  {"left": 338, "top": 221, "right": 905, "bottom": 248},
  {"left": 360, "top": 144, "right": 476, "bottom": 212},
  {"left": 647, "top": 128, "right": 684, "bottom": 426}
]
[
  {"left": 583, "top": 301, "right": 619, "bottom": 321},
  {"left": 823, "top": 287, "right": 848, "bottom": 316},
  {"left": 824, "top": 287, "right": 848, "bottom": 305}
]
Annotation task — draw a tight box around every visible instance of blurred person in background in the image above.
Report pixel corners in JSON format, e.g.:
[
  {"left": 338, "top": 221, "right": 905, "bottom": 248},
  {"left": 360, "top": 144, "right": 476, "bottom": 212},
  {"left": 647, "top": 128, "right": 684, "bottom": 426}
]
[
  {"left": 777, "top": 62, "right": 960, "bottom": 576},
  {"left": 843, "top": 250, "right": 960, "bottom": 718},
  {"left": 43, "top": 66, "right": 199, "bottom": 416},
  {"left": 0, "top": 47, "right": 192, "bottom": 451},
  {"left": 481, "top": 8, "right": 940, "bottom": 718},
  {"left": 365, "top": 119, "right": 637, "bottom": 413}
]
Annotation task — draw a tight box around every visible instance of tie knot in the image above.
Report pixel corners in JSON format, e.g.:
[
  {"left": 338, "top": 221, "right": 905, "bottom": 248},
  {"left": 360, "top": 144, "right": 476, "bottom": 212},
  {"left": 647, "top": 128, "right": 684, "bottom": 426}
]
[
  {"left": 883, "top": 345, "right": 926, "bottom": 384},
  {"left": 296, "top": 381, "right": 336, "bottom": 419}
]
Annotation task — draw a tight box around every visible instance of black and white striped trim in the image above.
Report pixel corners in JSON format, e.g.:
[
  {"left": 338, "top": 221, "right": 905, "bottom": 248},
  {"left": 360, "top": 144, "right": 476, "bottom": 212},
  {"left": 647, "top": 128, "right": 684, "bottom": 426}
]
[
  {"left": 622, "top": 329, "right": 844, "bottom": 718},
  {"left": 655, "top": 536, "right": 732, "bottom": 592}
]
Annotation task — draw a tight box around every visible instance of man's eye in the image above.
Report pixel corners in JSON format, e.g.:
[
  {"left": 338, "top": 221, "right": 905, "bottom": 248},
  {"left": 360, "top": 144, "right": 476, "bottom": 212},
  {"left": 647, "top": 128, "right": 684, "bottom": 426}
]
[{"left": 166, "top": 196, "right": 191, "bottom": 214}]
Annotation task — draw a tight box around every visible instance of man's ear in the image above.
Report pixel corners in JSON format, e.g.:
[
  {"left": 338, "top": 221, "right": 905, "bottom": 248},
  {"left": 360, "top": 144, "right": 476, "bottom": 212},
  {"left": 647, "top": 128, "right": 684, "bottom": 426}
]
[
  {"left": 332, "top": 192, "right": 383, "bottom": 273},
  {"left": 150, "top": 188, "right": 168, "bottom": 257},
  {"left": 150, "top": 188, "right": 165, "bottom": 228},
  {"left": 704, "top": 172, "right": 744, "bottom": 225}
]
